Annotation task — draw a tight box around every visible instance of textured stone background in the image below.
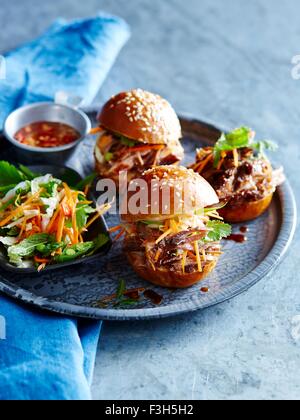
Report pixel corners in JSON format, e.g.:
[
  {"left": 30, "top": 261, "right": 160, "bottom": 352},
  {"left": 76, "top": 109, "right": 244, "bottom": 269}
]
[{"left": 1, "top": 0, "right": 300, "bottom": 400}]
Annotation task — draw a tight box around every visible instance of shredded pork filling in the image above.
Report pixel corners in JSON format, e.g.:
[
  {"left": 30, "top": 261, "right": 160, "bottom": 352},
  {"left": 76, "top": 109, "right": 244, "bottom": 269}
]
[
  {"left": 124, "top": 223, "right": 221, "bottom": 274},
  {"left": 95, "top": 131, "right": 182, "bottom": 180},
  {"left": 191, "top": 147, "right": 277, "bottom": 206}
]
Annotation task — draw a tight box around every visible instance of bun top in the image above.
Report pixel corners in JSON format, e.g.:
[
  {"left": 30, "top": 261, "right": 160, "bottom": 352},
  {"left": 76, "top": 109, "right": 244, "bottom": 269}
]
[
  {"left": 98, "top": 89, "right": 182, "bottom": 145},
  {"left": 121, "top": 166, "right": 219, "bottom": 222}
]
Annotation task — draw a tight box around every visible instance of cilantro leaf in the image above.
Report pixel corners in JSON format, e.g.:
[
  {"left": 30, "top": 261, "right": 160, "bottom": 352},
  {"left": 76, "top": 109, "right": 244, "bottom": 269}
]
[
  {"left": 213, "top": 128, "right": 252, "bottom": 167},
  {"left": 205, "top": 221, "right": 232, "bottom": 242},
  {"left": 76, "top": 204, "right": 95, "bottom": 231},
  {"left": 252, "top": 140, "right": 278, "bottom": 155},
  {"left": 213, "top": 127, "right": 278, "bottom": 168}
]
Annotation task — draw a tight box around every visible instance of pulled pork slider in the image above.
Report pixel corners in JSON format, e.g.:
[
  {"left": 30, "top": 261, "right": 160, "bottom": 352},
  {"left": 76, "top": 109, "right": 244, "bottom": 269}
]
[
  {"left": 93, "top": 89, "right": 184, "bottom": 184},
  {"left": 190, "top": 127, "right": 285, "bottom": 223},
  {"left": 121, "top": 166, "right": 231, "bottom": 289}
]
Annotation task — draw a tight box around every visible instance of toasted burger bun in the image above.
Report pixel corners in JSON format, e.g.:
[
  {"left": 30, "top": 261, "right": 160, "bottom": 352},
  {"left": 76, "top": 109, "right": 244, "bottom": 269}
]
[
  {"left": 121, "top": 165, "right": 219, "bottom": 223},
  {"left": 219, "top": 193, "right": 274, "bottom": 223},
  {"left": 98, "top": 89, "right": 182, "bottom": 146},
  {"left": 125, "top": 248, "right": 218, "bottom": 289}
]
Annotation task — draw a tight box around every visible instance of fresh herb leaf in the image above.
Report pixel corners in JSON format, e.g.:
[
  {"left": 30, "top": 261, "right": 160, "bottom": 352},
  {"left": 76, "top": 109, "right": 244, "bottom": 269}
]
[
  {"left": 113, "top": 298, "right": 139, "bottom": 308},
  {"left": 76, "top": 204, "right": 95, "bottom": 231},
  {"left": 116, "top": 278, "right": 126, "bottom": 300},
  {"left": 8, "top": 233, "right": 53, "bottom": 264},
  {"left": 205, "top": 221, "right": 232, "bottom": 242},
  {"left": 41, "top": 181, "right": 59, "bottom": 197},
  {"left": 75, "top": 173, "right": 97, "bottom": 191},
  {"left": 252, "top": 140, "right": 278, "bottom": 155},
  {"left": 104, "top": 152, "right": 114, "bottom": 162},
  {"left": 0, "top": 227, "right": 20, "bottom": 237},
  {"left": 213, "top": 128, "right": 251, "bottom": 167},
  {"left": 0, "top": 161, "right": 25, "bottom": 187},
  {"left": 113, "top": 279, "right": 140, "bottom": 307},
  {"left": 213, "top": 128, "right": 278, "bottom": 168}
]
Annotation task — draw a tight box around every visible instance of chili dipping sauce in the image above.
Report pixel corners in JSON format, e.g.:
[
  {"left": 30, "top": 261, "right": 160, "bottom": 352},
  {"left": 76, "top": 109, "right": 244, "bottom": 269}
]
[{"left": 14, "top": 121, "right": 81, "bottom": 148}]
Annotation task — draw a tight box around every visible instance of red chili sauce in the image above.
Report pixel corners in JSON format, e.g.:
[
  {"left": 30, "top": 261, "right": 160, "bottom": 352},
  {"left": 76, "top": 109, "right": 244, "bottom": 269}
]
[{"left": 15, "top": 121, "right": 80, "bottom": 148}]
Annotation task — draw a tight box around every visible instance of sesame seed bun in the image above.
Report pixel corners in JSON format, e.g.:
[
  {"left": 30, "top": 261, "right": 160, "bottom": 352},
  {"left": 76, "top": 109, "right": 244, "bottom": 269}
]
[
  {"left": 98, "top": 89, "right": 182, "bottom": 145},
  {"left": 124, "top": 243, "right": 218, "bottom": 289},
  {"left": 121, "top": 165, "right": 219, "bottom": 223}
]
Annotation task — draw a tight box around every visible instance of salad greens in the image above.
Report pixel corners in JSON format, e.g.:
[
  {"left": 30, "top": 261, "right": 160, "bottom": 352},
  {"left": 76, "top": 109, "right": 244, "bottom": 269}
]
[
  {"left": 0, "top": 161, "right": 110, "bottom": 270},
  {"left": 213, "top": 127, "right": 278, "bottom": 168}
]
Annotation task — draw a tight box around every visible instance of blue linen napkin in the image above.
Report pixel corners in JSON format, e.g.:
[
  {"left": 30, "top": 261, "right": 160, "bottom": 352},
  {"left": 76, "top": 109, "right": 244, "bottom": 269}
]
[
  {"left": 0, "top": 13, "right": 131, "bottom": 127},
  {"left": 0, "top": 13, "right": 130, "bottom": 400}
]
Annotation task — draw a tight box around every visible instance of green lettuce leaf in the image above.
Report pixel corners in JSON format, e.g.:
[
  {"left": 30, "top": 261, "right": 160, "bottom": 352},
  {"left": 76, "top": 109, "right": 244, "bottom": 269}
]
[{"left": 7, "top": 233, "right": 54, "bottom": 264}]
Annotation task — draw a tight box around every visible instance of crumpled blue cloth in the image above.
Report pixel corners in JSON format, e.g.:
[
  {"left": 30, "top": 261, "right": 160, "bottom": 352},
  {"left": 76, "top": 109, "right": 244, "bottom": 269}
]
[
  {"left": 0, "top": 13, "right": 131, "bottom": 127},
  {"left": 0, "top": 13, "right": 130, "bottom": 400}
]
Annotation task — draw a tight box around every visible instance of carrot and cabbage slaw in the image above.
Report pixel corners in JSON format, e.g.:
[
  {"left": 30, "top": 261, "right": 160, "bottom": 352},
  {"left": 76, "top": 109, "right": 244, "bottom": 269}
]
[{"left": 0, "top": 162, "right": 109, "bottom": 271}]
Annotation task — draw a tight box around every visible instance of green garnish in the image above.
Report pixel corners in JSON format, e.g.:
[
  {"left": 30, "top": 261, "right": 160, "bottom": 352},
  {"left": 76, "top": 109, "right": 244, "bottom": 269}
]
[
  {"left": 54, "top": 242, "right": 95, "bottom": 263},
  {"left": 113, "top": 279, "right": 140, "bottom": 308},
  {"left": 203, "top": 202, "right": 228, "bottom": 215},
  {"left": 204, "top": 221, "right": 232, "bottom": 242},
  {"left": 8, "top": 234, "right": 54, "bottom": 265},
  {"left": 75, "top": 173, "right": 97, "bottom": 191},
  {"left": 104, "top": 152, "right": 114, "bottom": 162},
  {"left": 119, "top": 136, "right": 136, "bottom": 147},
  {"left": 213, "top": 127, "right": 278, "bottom": 168}
]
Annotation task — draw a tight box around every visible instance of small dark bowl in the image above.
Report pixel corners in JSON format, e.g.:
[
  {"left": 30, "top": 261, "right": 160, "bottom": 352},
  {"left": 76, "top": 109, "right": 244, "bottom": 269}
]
[
  {"left": 0, "top": 165, "right": 112, "bottom": 274},
  {"left": 3, "top": 103, "right": 91, "bottom": 165}
]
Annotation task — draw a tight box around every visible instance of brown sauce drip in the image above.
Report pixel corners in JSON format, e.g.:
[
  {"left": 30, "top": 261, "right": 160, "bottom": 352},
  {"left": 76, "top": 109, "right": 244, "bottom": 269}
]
[
  {"left": 226, "top": 234, "right": 247, "bottom": 243},
  {"left": 240, "top": 226, "right": 249, "bottom": 234},
  {"left": 144, "top": 290, "right": 163, "bottom": 305},
  {"left": 200, "top": 287, "right": 209, "bottom": 293}
]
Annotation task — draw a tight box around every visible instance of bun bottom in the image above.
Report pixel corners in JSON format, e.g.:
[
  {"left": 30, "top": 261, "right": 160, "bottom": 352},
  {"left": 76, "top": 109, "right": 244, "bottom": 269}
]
[
  {"left": 219, "top": 193, "right": 274, "bottom": 223},
  {"left": 125, "top": 250, "right": 218, "bottom": 289}
]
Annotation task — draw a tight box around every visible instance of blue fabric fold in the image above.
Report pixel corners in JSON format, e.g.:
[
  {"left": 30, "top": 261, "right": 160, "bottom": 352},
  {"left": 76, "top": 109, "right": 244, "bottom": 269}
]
[
  {"left": 0, "top": 13, "right": 131, "bottom": 127},
  {"left": 0, "top": 13, "right": 130, "bottom": 400}
]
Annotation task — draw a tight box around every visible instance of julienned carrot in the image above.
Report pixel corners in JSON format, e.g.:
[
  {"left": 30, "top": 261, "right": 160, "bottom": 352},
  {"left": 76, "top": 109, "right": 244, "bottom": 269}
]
[
  {"left": 128, "top": 144, "right": 164, "bottom": 153},
  {"left": 46, "top": 206, "right": 61, "bottom": 233},
  {"left": 34, "top": 256, "right": 50, "bottom": 264},
  {"left": 113, "top": 229, "right": 125, "bottom": 242},
  {"left": 89, "top": 126, "right": 103, "bottom": 135},
  {"left": 56, "top": 211, "right": 65, "bottom": 243},
  {"left": 109, "top": 225, "right": 123, "bottom": 233},
  {"left": 0, "top": 188, "right": 43, "bottom": 227}
]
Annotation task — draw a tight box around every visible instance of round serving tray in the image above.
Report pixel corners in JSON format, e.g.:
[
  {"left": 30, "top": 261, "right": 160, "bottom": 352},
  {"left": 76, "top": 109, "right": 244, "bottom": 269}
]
[{"left": 0, "top": 116, "right": 297, "bottom": 320}]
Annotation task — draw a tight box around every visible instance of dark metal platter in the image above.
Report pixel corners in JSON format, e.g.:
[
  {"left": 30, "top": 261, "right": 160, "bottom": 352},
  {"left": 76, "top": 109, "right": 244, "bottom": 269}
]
[{"left": 0, "top": 115, "right": 296, "bottom": 320}]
